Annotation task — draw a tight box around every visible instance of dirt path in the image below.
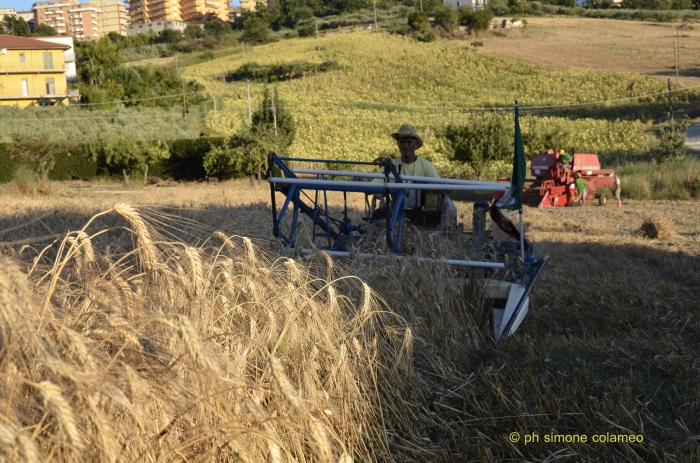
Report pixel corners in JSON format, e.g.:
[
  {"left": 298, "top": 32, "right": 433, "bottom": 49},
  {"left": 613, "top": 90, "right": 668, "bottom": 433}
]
[
  {"left": 686, "top": 121, "right": 700, "bottom": 152},
  {"left": 478, "top": 17, "right": 700, "bottom": 86}
]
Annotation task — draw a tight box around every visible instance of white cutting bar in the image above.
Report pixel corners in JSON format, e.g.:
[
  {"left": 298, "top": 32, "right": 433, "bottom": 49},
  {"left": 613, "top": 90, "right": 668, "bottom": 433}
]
[
  {"left": 269, "top": 177, "right": 508, "bottom": 192},
  {"left": 300, "top": 249, "right": 505, "bottom": 269},
  {"left": 292, "top": 168, "right": 505, "bottom": 188}
]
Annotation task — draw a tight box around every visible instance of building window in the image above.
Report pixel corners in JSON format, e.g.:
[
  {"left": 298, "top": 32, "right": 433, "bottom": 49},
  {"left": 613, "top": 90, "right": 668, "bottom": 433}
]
[
  {"left": 45, "top": 77, "right": 55, "bottom": 95},
  {"left": 22, "top": 78, "right": 28, "bottom": 96},
  {"left": 19, "top": 53, "right": 25, "bottom": 63},
  {"left": 43, "top": 52, "right": 53, "bottom": 70},
  {"left": 166, "top": 21, "right": 171, "bottom": 24},
  {"left": 157, "top": 22, "right": 161, "bottom": 25},
  {"left": 148, "top": 23, "right": 152, "bottom": 27},
  {"left": 138, "top": 24, "right": 142, "bottom": 28}
]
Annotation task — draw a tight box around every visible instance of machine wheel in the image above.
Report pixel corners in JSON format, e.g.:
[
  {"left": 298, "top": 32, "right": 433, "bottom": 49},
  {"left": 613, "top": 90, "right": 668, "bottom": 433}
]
[{"left": 599, "top": 193, "right": 607, "bottom": 206}]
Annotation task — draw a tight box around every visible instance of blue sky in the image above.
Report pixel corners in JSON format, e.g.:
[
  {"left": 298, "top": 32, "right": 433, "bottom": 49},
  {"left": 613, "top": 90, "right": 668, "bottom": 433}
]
[{"left": 1, "top": 0, "right": 239, "bottom": 14}]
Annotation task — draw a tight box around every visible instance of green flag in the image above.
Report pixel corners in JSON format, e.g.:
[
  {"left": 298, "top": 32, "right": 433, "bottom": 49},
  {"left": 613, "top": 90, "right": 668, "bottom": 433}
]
[{"left": 497, "top": 103, "right": 526, "bottom": 210}]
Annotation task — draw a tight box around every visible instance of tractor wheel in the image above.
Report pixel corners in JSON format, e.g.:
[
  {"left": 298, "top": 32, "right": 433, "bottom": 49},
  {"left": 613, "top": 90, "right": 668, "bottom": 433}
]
[{"left": 599, "top": 193, "right": 607, "bottom": 206}]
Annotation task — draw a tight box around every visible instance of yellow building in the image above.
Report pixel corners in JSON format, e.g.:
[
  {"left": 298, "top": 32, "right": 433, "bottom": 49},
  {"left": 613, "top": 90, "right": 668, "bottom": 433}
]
[
  {"left": 128, "top": 0, "right": 228, "bottom": 26},
  {"left": 0, "top": 35, "right": 70, "bottom": 108}
]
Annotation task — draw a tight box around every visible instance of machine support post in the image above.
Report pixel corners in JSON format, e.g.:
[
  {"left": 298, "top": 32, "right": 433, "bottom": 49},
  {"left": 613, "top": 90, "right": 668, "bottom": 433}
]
[{"left": 519, "top": 209, "right": 525, "bottom": 262}]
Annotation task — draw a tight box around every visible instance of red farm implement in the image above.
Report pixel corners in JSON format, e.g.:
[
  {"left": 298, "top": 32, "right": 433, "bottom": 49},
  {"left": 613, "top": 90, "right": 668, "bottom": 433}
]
[{"left": 511, "top": 150, "right": 617, "bottom": 208}]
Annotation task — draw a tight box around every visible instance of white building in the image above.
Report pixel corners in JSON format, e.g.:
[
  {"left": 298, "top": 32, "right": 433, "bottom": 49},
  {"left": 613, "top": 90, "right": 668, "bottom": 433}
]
[
  {"left": 441, "top": 0, "right": 486, "bottom": 10},
  {"left": 34, "top": 36, "right": 77, "bottom": 82},
  {"left": 126, "top": 19, "right": 189, "bottom": 36}
]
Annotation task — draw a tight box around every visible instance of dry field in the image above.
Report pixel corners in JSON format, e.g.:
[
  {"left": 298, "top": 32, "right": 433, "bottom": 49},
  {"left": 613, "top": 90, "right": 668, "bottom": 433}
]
[
  {"left": 1, "top": 181, "right": 699, "bottom": 461},
  {"left": 479, "top": 16, "right": 700, "bottom": 86}
]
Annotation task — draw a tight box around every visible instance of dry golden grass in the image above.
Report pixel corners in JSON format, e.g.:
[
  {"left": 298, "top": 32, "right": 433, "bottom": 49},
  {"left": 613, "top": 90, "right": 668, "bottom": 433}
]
[
  {"left": 1, "top": 182, "right": 700, "bottom": 461},
  {"left": 640, "top": 213, "right": 678, "bottom": 240},
  {"left": 479, "top": 17, "right": 700, "bottom": 86}
]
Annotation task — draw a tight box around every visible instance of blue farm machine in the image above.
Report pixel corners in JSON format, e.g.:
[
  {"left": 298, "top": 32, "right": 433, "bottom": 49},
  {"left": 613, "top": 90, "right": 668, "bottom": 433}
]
[{"left": 267, "top": 153, "right": 548, "bottom": 342}]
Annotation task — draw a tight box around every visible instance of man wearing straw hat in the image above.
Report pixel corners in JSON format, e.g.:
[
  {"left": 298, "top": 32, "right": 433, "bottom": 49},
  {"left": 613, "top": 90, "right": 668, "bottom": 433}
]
[
  {"left": 373, "top": 124, "right": 457, "bottom": 228},
  {"left": 390, "top": 124, "right": 440, "bottom": 179}
]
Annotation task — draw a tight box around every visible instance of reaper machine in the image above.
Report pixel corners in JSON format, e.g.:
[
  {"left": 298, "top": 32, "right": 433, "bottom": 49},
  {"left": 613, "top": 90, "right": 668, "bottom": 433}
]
[{"left": 267, "top": 153, "right": 548, "bottom": 342}]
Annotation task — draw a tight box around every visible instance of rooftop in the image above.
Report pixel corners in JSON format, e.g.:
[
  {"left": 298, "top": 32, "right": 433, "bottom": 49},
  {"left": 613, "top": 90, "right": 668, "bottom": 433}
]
[{"left": 0, "top": 35, "right": 71, "bottom": 50}]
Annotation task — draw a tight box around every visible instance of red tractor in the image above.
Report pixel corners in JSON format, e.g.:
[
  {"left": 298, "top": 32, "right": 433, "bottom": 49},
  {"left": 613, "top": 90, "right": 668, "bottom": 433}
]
[{"left": 518, "top": 150, "right": 616, "bottom": 208}]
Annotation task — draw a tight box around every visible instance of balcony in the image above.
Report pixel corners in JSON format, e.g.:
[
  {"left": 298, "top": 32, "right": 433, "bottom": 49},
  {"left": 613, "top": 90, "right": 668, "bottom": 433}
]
[{"left": 0, "top": 64, "right": 67, "bottom": 74}]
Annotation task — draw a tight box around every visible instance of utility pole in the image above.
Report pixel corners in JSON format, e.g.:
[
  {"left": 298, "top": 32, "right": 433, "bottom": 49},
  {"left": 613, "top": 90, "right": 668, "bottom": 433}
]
[
  {"left": 247, "top": 81, "right": 252, "bottom": 129},
  {"left": 213, "top": 85, "right": 218, "bottom": 132},
  {"left": 175, "top": 55, "right": 179, "bottom": 79},
  {"left": 675, "top": 33, "right": 680, "bottom": 86},
  {"left": 668, "top": 78, "right": 674, "bottom": 122},
  {"left": 242, "top": 41, "right": 246, "bottom": 63},
  {"left": 271, "top": 91, "right": 277, "bottom": 136},
  {"left": 315, "top": 19, "right": 320, "bottom": 51},
  {"left": 181, "top": 79, "right": 187, "bottom": 118},
  {"left": 420, "top": 0, "right": 423, "bottom": 12},
  {"left": 373, "top": 1, "right": 378, "bottom": 31}
]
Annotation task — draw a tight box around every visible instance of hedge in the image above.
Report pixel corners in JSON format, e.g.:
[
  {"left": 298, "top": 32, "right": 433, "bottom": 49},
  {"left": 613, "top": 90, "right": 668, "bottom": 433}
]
[{"left": 0, "top": 137, "right": 225, "bottom": 184}]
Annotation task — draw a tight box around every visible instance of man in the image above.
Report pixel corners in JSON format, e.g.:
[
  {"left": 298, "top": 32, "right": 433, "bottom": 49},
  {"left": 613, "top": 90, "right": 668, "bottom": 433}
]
[
  {"left": 374, "top": 124, "right": 456, "bottom": 228},
  {"left": 613, "top": 173, "right": 622, "bottom": 208},
  {"left": 558, "top": 149, "right": 572, "bottom": 169},
  {"left": 574, "top": 171, "right": 587, "bottom": 207},
  {"left": 390, "top": 124, "right": 440, "bottom": 179}
]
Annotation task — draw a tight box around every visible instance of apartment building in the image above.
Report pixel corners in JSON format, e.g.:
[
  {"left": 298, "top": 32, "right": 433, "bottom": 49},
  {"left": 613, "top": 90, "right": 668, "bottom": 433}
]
[
  {"left": 128, "top": 0, "right": 228, "bottom": 27},
  {"left": 126, "top": 19, "right": 188, "bottom": 36},
  {"left": 239, "top": 0, "right": 256, "bottom": 11},
  {"left": 32, "top": 0, "right": 102, "bottom": 40},
  {"left": 0, "top": 34, "right": 70, "bottom": 107},
  {"left": 0, "top": 7, "right": 16, "bottom": 16},
  {"left": 85, "top": 0, "right": 129, "bottom": 36}
]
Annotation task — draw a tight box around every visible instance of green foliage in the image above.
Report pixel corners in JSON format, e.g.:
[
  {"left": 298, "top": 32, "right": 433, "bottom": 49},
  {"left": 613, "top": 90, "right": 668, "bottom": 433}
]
[
  {"left": 242, "top": 18, "right": 275, "bottom": 44},
  {"left": 487, "top": 0, "right": 508, "bottom": 15},
  {"left": 434, "top": 5, "right": 459, "bottom": 32},
  {"left": 537, "top": 4, "right": 700, "bottom": 21},
  {"left": 440, "top": 115, "right": 511, "bottom": 178},
  {"left": 469, "top": 9, "right": 495, "bottom": 32},
  {"left": 227, "top": 60, "right": 340, "bottom": 82},
  {"left": 654, "top": 120, "right": 690, "bottom": 162},
  {"left": 1, "top": 15, "right": 31, "bottom": 36},
  {"left": 120, "top": 44, "right": 169, "bottom": 62},
  {"left": 76, "top": 37, "right": 125, "bottom": 86},
  {"left": 166, "top": 137, "right": 226, "bottom": 180},
  {"left": 407, "top": 11, "right": 429, "bottom": 33},
  {"left": 6, "top": 139, "right": 77, "bottom": 183},
  {"left": 615, "top": 158, "right": 700, "bottom": 200},
  {"left": 32, "top": 24, "right": 58, "bottom": 36},
  {"left": 185, "top": 24, "right": 205, "bottom": 40},
  {"left": 0, "top": 107, "right": 201, "bottom": 144},
  {"left": 48, "top": 150, "right": 97, "bottom": 181},
  {"left": 204, "top": 87, "right": 295, "bottom": 178},
  {"left": 87, "top": 136, "right": 169, "bottom": 186}
]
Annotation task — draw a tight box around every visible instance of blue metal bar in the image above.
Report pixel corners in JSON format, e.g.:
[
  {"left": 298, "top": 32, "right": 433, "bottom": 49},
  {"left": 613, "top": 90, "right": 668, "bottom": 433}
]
[{"left": 276, "top": 157, "right": 380, "bottom": 166}]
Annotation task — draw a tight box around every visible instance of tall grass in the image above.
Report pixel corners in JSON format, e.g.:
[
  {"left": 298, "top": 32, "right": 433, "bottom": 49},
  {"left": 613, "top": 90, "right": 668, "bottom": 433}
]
[{"left": 614, "top": 157, "right": 700, "bottom": 200}]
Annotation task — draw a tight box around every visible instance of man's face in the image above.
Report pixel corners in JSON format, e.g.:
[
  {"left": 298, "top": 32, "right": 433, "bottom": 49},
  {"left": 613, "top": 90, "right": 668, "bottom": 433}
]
[{"left": 398, "top": 138, "right": 418, "bottom": 159}]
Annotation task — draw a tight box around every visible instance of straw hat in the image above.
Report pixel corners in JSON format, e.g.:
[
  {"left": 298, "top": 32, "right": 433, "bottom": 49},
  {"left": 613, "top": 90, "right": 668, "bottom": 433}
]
[
  {"left": 559, "top": 149, "right": 566, "bottom": 155},
  {"left": 391, "top": 124, "right": 423, "bottom": 149}
]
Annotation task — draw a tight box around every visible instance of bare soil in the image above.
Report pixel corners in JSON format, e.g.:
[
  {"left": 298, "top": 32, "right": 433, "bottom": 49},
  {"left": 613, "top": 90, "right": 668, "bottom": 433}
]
[{"left": 478, "top": 16, "right": 700, "bottom": 86}]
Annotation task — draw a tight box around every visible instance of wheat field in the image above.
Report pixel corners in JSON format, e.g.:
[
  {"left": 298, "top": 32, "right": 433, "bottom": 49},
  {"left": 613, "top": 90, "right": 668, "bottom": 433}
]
[{"left": 1, "top": 182, "right": 699, "bottom": 461}]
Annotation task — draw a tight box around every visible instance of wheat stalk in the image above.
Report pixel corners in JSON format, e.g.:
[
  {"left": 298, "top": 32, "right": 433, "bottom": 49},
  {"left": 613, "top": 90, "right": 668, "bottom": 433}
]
[
  {"left": 179, "top": 316, "right": 221, "bottom": 376},
  {"left": 38, "top": 381, "right": 84, "bottom": 451},
  {"left": 113, "top": 204, "right": 158, "bottom": 272}
]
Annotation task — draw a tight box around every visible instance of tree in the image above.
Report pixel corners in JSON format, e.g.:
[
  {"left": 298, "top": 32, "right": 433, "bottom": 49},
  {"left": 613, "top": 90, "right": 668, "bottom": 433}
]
[
  {"left": 9, "top": 139, "right": 77, "bottom": 184},
  {"left": 654, "top": 120, "right": 690, "bottom": 162},
  {"left": 76, "top": 37, "right": 124, "bottom": 85},
  {"left": 440, "top": 115, "right": 511, "bottom": 178},
  {"left": 407, "top": 11, "right": 429, "bottom": 34},
  {"left": 88, "top": 136, "right": 152, "bottom": 186},
  {"left": 467, "top": 9, "right": 495, "bottom": 32},
  {"left": 434, "top": 5, "right": 459, "bottom": 33},
  {"left": 32, "top": 24, "right": 58, "bottom": 36},
  {"left": 241, "top": 17, "right": 274, "bottom": 43},
  {"left": 157, "top": 28, "right": 183, "bottom": 44},
  {"left": 185, "top": 24, "right": 204, "bottom": 39},
  {"left": 2, "top": 15, "right": 31, "bottom": 36},
  {"left": 204, "top": 86, "right": 295, "bottom": 180},
  {"left": 203, "top": 19, "right": 230, "bottom": 37},
  {"left": 142, "top": 140, "right": 170, "bottom": 185}
]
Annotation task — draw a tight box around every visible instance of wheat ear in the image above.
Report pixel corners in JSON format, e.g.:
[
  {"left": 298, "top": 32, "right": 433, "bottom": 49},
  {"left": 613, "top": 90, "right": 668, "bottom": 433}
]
[
  {"left": 38, "top": 381, "right": 84, "bottom": 451},
  {"left": 179, "top": 316, "right": 221, "bottom": 375},
  {"left": 113, "top": 204, "right": 158, "bottom": 272}
]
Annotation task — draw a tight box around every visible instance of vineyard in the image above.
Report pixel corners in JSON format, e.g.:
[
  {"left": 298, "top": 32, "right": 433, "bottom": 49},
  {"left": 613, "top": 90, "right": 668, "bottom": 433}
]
[{"left": 182, "top": 31, "right": 689, "bottom": 177}]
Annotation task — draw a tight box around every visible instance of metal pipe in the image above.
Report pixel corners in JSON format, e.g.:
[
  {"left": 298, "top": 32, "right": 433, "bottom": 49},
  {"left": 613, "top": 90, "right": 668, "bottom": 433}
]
[
  {"left": 276, "top": 157, "right": 380, "bottom": 166},
  {"left": 292, "top": 168, "right": 505, "bottom": 187},
  {"left": 299, "top": 249, "right": 505, "bottom": 269},
  {"left": 269, "top": 177, "right": 508, "bottom": 192}
]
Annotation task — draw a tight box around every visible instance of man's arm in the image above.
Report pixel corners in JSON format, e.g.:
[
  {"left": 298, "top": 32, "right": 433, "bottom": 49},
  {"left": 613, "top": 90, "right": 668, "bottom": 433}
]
[{"left": 423, "top": 159, "right": 440, "bottom": 178}]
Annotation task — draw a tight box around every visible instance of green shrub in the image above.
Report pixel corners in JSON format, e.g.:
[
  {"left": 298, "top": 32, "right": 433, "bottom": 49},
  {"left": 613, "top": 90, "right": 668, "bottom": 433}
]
[
  {"left": 49, "top": 150, "right": 97, "bottom": 181},
  {"left": 166, "top": 137, "right": 226, "bottom": 180},
  {"left": 227, "top": 60, "right": 340, "bottom": 82}
]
